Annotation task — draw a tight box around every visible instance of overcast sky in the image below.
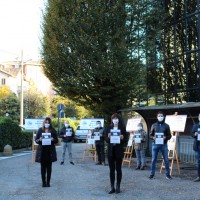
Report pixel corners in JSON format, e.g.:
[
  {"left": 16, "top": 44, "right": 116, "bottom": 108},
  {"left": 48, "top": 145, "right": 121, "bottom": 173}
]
[{"left": 0, "top": 0, "right": 45, "bottom": 61}]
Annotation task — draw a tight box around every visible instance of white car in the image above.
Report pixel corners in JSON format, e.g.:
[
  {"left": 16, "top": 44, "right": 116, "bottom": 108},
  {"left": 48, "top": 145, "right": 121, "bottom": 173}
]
[{"left": 74, "top": 126, "right": 88, "bottom": 142}]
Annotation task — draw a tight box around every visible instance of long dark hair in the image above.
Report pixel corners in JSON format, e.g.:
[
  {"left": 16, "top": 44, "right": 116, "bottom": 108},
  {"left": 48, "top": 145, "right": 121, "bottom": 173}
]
[{"left": 42, "top": 117, "right": 53, "bottom": 130}]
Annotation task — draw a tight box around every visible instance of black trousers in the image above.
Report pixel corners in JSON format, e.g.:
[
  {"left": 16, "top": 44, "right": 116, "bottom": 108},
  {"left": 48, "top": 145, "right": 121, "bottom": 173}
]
[
  {"left": 96, "top": 142, "right": 105, "bottom": 163},
  {"left": 108, "top": 155, "right": 123, "bottom": 186},
  {"left": 41, "top": 160, "right": 52, "bottom": 184}
]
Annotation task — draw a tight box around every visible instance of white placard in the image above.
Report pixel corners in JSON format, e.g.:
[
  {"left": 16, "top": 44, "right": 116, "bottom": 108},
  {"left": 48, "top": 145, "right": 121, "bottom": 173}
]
[
  {"left": 165, "top": 115, "right": 187, "bottom": 132},
  {"left": 128, "top": 134, "right": 134, "bottom": 146},
  {"left": 87, "top": 133, "right": 95, "bottom": 144},
  {"left": 66, "top": 128, "right": 72, "bottom": 136},
  {"left": 93, "top": 132, "right": 100, "bottom": 141},
  {"left": 80, "top": 118, "right": 104, "bottom": 130},
  {"left": 126, "top": 118, "right": 142, "bottom": 132},
  {"left": 198, "top": 128, "right": 200, "bottom": 141},
  {"left": 33, "top": 133, "right": 38, "bottom": 145},
  {"left": 42, "top": 133, "right": 51, "bottom": 145},
  {"left": 155, "top": 132, "right": 164, "bottom": 144},
  {"left": 25, "top": 118, "right": 44, "bottom": 130},
  {"left": 110, "top": 129, "right": 120, "bottom": 144},
  {"left": 168, "top": 135, "right": 176, "bottom": 150},
  {"left": 134, "top": 133, "right": 141, "bottom": 144}
]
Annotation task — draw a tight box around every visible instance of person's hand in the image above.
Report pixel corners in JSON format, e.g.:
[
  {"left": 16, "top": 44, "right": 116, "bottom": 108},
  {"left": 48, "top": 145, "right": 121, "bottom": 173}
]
[
  {"left": 195, "top": 132, "right": 198, "bottom": 136},
  {"left": 153, "top": 136, "right": 156, "bottom": 140},
  {"left": 100, "top": 134, "right": 102, "bottom": 137},
  {"left": 163, "top": 136, "right": 166, "bottom": 140},
  {"left": 64, "top": 135, "right": 67, "bottom": 137},
  {"left": 39, "top": 137, "right": 42, "bottom": 141},
  {"left": 108, "top": 133, "right": 111, "bottom": 138},
  {"left": 51, "top": 137, "right": 54, "bottom": 141},
  {"left": 120, "top": 135, "right": 124, "bottom": 140}
]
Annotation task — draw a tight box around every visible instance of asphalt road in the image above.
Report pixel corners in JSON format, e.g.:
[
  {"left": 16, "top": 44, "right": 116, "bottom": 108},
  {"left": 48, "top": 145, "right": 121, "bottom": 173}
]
[{"left": 0, "top": 143, "right": 199, "bottom": 200}]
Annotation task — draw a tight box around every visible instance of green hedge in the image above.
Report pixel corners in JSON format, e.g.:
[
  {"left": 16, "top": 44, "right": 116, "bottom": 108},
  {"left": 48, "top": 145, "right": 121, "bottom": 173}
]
[{"left": 0, "top": 117, "right": 32, "bottom": 152}]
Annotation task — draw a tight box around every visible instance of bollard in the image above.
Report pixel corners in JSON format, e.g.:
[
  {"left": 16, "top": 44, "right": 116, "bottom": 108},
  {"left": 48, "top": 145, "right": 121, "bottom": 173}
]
[{"left": 3, "top": 144, "right": 13, "bottom": 156}]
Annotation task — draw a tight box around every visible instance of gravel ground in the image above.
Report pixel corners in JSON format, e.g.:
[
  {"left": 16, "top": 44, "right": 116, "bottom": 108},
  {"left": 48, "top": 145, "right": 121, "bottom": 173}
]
[{"left": 0, "top": 143, "right": 199, "bottom": 200}]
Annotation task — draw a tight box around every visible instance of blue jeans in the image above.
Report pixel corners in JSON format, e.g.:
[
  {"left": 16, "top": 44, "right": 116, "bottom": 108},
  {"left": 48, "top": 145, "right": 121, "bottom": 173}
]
[
  {"left": 150, "top": 144, "right": 170, "bottom": 176},
  {"left": 195, "top": 151, "right": 200, "bottom": 177},
  {"left": 61, "top": 142, "right": 73, "bottom": 162},
  {"left": 135, "top": 149, "right": 146, "bottom": 167}
]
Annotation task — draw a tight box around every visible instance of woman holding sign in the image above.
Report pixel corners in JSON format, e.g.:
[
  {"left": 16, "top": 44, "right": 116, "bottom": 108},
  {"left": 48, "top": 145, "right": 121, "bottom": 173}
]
[
  {"left": 106, "top": 113, "right": 126, "bottom": 194},
  {"left": 35, "top": 117, "right": 58, "bottom": 187}
]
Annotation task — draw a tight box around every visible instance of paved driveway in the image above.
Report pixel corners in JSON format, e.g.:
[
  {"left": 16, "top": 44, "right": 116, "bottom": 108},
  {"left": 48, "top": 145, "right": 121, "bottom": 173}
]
[{"left": 0, "top": 143, "right": 199, "bottom": 200}]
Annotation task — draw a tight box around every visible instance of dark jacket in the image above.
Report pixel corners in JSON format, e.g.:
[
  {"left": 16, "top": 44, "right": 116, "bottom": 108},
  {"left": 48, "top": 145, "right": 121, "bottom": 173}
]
[
  {"left": 150, "top": 121, "right": 171, "bottom": 144},
  {"left": 59, "top": 126, "right": 75, "bottom": 142},
  {"left": 105, "top": 125, "right": 126, "bottom": 158},
  {"left": 35, "top": 127, "right": 58, "bottom": 163},
  {"left": 191, "top": 123, "right": 200, "bottom": 151},
  {"left": 93, "top": 127, "right": 105, "bottom": 145}
]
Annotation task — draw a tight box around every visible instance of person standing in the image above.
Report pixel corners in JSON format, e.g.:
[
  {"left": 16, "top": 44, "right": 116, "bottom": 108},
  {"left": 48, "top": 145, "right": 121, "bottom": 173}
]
[
  {"left": 149, "top": 111, "right": 172, "bottom": 180},
  {"left": 106, "top": 113, "right": 126, "bottom": 194},
  {"left": 191, "top": 113, "right": 200, "bottom": 182},
  {"left": 133, "top": 122, "right": 147, "bottom": 170},
  {"left": 93, "top": 121, "right": 106, "bottom": 165},
  {"left": 35, "top": 117, "right": 58, "bottom": 187},
  {"left": 60, "top": 120, "right": 75, "bottom": 165}
]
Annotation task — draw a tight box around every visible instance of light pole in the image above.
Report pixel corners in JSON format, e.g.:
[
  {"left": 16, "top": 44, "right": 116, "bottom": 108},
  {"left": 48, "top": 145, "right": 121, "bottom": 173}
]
[{"left": 20, "top": 50, "right": 24, "bottom": 127}]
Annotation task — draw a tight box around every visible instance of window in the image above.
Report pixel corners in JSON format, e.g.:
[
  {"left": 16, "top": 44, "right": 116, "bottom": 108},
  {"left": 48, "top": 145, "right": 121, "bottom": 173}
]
[{"left": 1, "top": 78, "right": 6, "bottom": 85}]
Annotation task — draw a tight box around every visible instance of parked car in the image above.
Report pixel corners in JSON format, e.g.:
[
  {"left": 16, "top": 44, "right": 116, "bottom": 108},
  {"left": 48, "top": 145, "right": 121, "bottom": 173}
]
[{"left": 74, "top": 125, "right": 88, "bottom": 142}]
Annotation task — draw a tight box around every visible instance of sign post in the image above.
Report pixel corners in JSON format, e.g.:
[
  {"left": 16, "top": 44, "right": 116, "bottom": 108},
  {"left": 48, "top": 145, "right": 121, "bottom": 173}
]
[{"left": 57, "top": 104, "right": 65, "bottom": 135}]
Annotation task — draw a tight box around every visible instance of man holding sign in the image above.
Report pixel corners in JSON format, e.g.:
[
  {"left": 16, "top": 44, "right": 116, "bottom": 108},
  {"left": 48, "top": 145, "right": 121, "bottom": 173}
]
[
  {"left": 191, "top": 113, "right": 200, "bottom": 182},
  {"left": 149, "top": 111, "right": 172, "bottom": 180},
  {"left": 92, "top": 121, "right": 106, "bottom": 165},
  {"left": 60, "top": 120, "right": 75, "bottom": 165}
]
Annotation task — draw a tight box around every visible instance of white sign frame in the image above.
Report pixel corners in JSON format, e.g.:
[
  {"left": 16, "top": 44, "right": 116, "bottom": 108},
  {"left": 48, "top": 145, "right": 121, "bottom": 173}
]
[
  {"left": 126, "top": 118, "right": 142, "bottom": 132},
  {"left": 25, "top": 118, "right": 44, "bottom": 131},
  {"left": 80, "top": 118, "right": 104, "bottom": 130},
  {"left": 165, "top": 115, "right": 187, "bottom": 132}
]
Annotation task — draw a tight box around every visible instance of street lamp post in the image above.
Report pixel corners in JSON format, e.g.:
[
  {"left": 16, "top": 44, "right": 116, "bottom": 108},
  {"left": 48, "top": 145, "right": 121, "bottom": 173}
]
[{"left": 20, "top": 50, "right": 24, "bottom": 127}]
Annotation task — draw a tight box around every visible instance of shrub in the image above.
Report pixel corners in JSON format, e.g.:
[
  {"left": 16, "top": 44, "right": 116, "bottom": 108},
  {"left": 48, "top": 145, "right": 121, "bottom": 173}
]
[{"left": 0, "top": 117, "right": 32, "bottom": 151}]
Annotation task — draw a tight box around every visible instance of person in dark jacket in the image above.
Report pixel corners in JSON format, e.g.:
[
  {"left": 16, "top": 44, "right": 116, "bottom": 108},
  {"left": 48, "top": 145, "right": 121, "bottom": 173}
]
[
  {"left": 191, "top": 113, "right": 200, "bottom": 182},
  {"left": 106, "top": 113, "right": 126, "bottom": 194},
  {"left": 149, "top": 111, "right": 172, "bottom": 180},
  {"left": 35, "top": 117, "right": 58, "bottom": 187},
  {"left": 93, "top": 121, "right": 106, "bottom": 165},
  {"left": 60, "top": 120, "right": 75, "bottom": 165}
]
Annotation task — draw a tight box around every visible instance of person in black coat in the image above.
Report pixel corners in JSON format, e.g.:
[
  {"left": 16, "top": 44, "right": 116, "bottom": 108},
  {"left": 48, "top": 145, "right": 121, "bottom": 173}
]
[
  {"left": 35, "top": 117, "right": 58, "bottom": 187},
  {"left": 105, "top": 113, "right": 126, "bottom": 194},
  {"left": 191, "top": 113, "right": 200, "bottom": 182}
]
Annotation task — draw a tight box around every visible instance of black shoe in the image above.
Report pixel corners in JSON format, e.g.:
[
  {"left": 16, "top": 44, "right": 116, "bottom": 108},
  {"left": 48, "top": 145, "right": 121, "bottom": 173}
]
[
  {"left": 46, "top": 183, "right": 50, "bottom": 187},
  {"left": 149, "top": 175, "right": 154, "bottom": 179},
  {"left": 135, "top": 166, "right": 140, "bottom": 170},
  {"left": 60, "top": 161, "right": 64, "bottom": 165},
  {"left": 115, "top": 185, "right": 120, "bottom": 194},
  {"left": 70, "top": 161, "right": 74, "bottom": 165},
  {"left": 166, "top": 175, "right": 172, "bottom": 180},
  {"left": 96, "top": 162, "right": 101, "bottom": 165},
  {"left": 108, "top": 188, "right": 115, "bottom": 194},
  {"left": 140, "top": 166, "right": 145, "bottom": 170},
  {"left": 42, "top": 182, "right": 46, "bottom": 187}
]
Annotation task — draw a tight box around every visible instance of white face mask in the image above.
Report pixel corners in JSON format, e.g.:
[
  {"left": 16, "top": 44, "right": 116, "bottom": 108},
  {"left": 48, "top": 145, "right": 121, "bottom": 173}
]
[
  {"left": 65, "top": 123, "right": 69, "bottom": 128},
  {"left": 44, "top": 123, "right": 50, "bottom": 128},
  {"left": 157, "top": 116, "right": 164, "bottom": 122},
  {"left": 137, "top": 126, "right": 142, "bottom": 131},
  {"left": 112, "top": 119, "right": 119, "bottom": 125},
  {"left": 96, "top": 124, "right": 101, "bottom": 128}
]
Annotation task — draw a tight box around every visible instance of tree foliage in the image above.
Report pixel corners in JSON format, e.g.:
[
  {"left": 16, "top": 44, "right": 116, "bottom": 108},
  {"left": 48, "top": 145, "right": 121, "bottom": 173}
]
[
  {"left": 50, "top": 95, "right": 91, "bottom": 119},
  {"left": 41, "top": 0, "right": 149, "bottom": 120},
  {"left": 0, "top": 86, "right": 11, "bottom": 99},
  {"left": 0, "top": 92, "right": 20, "bottom": 122},
  {"left": 23, "top": 87, "right": 50, "bottom": 118}
]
